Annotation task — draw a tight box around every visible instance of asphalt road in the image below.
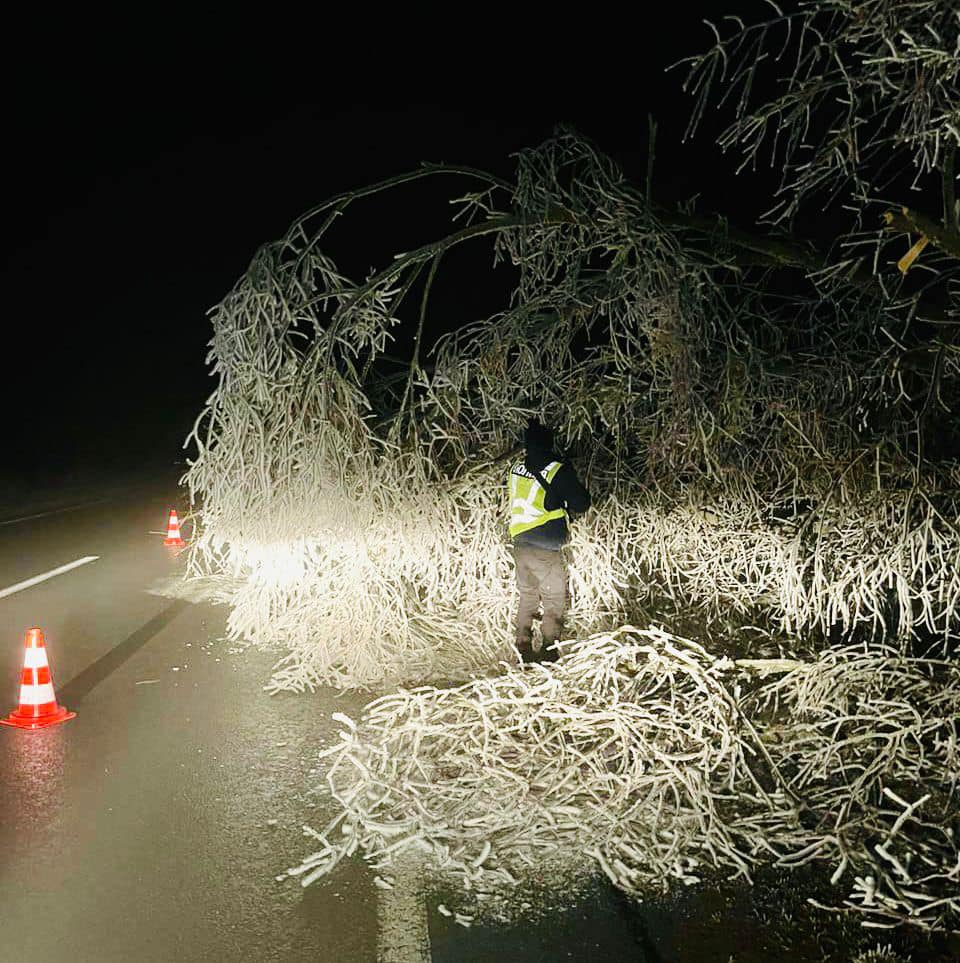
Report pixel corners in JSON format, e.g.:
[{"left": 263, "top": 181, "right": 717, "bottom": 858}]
[{"left": 0, "top": 483, "right": 785, "bottom": 963}]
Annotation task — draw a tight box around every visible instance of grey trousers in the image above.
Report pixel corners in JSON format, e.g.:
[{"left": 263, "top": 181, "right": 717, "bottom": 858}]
[{"left": 512, "top": 544, "right": 568, "bottom": 646}]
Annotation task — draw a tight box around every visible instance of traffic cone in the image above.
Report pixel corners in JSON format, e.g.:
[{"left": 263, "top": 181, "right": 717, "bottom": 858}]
[
  {"left": 163, "top": 508, "right": 185, "bottom": 547},
  {"left": 1, "top": 628, "right": 76, "bottom": 729}
]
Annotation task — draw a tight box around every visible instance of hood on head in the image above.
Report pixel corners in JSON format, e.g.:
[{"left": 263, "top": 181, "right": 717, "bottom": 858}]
[{"left": 524, "top": 419, "right": 555, "bottom": 472}]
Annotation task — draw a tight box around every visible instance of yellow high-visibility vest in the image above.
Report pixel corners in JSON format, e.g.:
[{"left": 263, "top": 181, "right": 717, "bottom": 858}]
[{"left": 509, "top": 460, "right": 566, "bottom": 537}]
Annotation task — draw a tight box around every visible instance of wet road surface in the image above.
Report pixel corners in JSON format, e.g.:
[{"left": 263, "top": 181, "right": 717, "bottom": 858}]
[{"left": 0, "top": 482, "right": 787, "bottom": 962}]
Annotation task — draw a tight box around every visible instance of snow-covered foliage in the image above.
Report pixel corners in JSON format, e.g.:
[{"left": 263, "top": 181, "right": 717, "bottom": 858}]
[
  {"left": 179, "top": 4, "right": 960, "bottom": 937},
  {"left": 682, "top": 0, "right": 960, "bottom": 224},
  {"left": 183, "top": 127, "right": 960, "bottom": 690},
  {"left": 289, "top": 626, "right": 960, "bottom": 931}
]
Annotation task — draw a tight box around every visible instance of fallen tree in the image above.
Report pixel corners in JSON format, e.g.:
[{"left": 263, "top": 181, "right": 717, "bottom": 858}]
[
  {"left": 177, "top": 3, "right": 960, "bottom": 940},
  {"left": 181, "top": 127, "right": 960, "bottom": 690},
  {"left": 286, "top": 626, "right": 960, "bottom": 932}
]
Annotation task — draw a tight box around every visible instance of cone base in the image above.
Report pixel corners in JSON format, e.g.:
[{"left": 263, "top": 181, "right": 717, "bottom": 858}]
[
  {"left": 163, "top": 538, "right": 186, "bottom": 547},
  {"left": 0, "top": 705, "right": 76, "bottom": 729}
]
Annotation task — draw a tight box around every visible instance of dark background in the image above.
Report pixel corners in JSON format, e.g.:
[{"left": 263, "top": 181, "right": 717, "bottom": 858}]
[{"left": 0, "top": 4, "right": 785, "bottom": 493}]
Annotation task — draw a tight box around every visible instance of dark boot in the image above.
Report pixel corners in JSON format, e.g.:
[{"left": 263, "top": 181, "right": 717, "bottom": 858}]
[
  {"left": 539, "top": 640, "right": 559, "bottom": 663},
  {"left": 517, "top": 639, "right": 535, "bottom": 664}
]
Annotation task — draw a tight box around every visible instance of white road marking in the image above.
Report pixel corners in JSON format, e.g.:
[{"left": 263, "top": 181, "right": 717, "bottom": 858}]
[
  {"left": 0, "top": 498, "right": 111, "bottom": 527},
  {"left": 0, "top": 556, "right": 100, "bottom": 599}
]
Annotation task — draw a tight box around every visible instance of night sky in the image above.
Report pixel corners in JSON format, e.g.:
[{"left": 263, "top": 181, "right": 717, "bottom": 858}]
[{"left": 2, "top": 3, "right": 783, "bottom": 491}]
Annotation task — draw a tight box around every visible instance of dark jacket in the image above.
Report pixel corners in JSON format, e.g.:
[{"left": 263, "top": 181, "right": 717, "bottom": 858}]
[{"left": 511, "top": 445, "right": 591, "bottom": 550}]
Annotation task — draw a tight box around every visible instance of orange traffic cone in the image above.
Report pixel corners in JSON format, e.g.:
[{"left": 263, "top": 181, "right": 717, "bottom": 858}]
[
  {"left": 1, "top": 628, "right": 76, "bottom": 729},
  {"left": 163, "top": 508, "right": 185, "bottom": 547}
]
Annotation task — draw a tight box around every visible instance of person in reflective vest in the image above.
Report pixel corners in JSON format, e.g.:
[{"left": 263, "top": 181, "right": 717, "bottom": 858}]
[{"left": 509, "top": 419, "right": 591, "bottom": 662}]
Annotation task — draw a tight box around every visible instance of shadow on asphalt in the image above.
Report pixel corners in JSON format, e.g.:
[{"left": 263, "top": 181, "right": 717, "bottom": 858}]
[{"left": 58, "top": 598, "right": 189, "bottom": 706}]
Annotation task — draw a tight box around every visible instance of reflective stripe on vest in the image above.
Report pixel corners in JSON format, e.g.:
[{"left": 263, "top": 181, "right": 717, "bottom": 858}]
[{"left": 509, "top": 461, "right": 566, "bottom": 537}]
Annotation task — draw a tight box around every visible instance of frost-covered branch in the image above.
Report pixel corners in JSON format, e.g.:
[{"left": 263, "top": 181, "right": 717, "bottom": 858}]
[{"left": 288, "top": 627, "right": 960, "bottom": 932}]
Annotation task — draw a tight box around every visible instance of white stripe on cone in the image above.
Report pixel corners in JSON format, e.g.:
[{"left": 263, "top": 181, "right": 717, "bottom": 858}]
[
  {"left": 19, "top": 682, "right": 56, "bottom": 705},
  {"left": 23, "top": 647, "right": 50, "bottom": 669}
]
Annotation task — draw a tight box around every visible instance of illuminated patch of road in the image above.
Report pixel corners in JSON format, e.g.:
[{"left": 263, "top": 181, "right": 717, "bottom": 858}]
[{"left": 0, "top": 556, "right": 100, "bottom": 599}]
